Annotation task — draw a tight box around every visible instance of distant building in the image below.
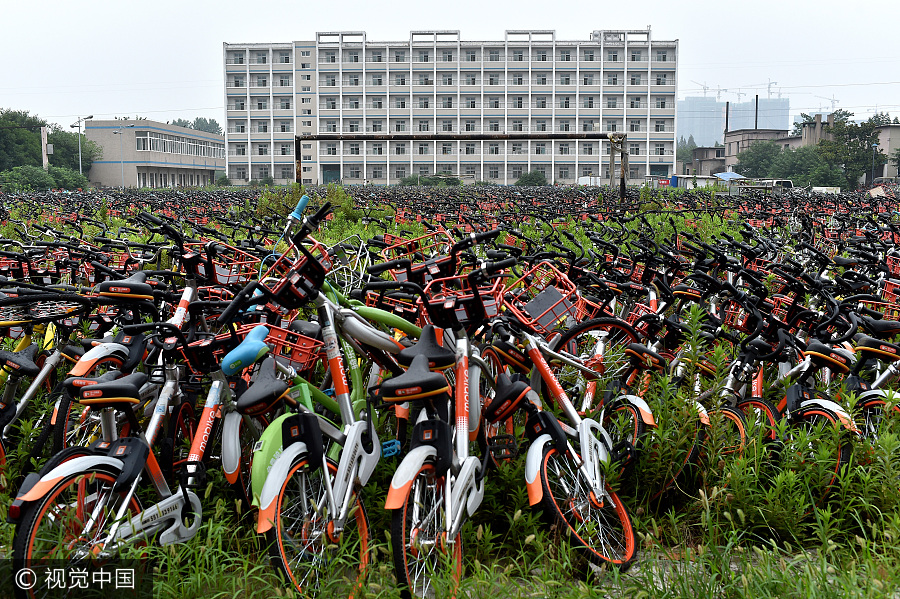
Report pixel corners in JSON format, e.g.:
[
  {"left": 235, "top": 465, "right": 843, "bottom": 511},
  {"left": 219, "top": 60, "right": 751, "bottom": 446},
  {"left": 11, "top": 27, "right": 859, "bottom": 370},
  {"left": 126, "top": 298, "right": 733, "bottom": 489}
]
[
  {"left": 85, "top": 120, "right": 225, "bottom": 188},
  {"left": 875, "top": 123, "right": 900, "bottom": 180},
  {"left": 687, "top": 146, "right": 726, "bottom": 175},
  {"left": 677, "top": 96, "right": 790, "bottom": 147},
  {"left": 723, "top": 128, "right": 789, "bottom": 170}
]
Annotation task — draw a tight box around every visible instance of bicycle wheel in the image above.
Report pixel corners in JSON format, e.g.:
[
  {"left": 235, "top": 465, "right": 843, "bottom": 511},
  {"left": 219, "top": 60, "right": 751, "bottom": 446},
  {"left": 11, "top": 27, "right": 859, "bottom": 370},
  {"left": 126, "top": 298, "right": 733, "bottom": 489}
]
[
  {"left": 707, "top": 407, "right": 748, "bottom": 459},
  {"left": 160, "top": 400, "right": 196, "bottom": 482},
  {"left": 550, "top": 317, "right": 639, "bottom": 414},
  {"left": 266, "top": 457, "right": 370, "bottom": 595},
  {"left": 391, "top": 462, "right": 461, "bottom": 599},
  {"left": 737, "top": 397, "right": 780, "bottom": 443},
  {"left": 480, "top": 347, "right": 524, "bottom": 465},
  {"left": 856, "top": 396, "right": 900, "bottom": 441},
  {"left": 539, "top": 446, "right": 636, "bottom": 569},
  {"left": 787, "top": 406, "right": 853, "bottom": 506},
  {"left": 602, "top": 401, "right": 646, "bottom": 452},
  {"left": 12, "top": 465, "right": 142, "bottom": 594},
  {"left": 0, "top": 293, "right": 94, "bottom": 327}
]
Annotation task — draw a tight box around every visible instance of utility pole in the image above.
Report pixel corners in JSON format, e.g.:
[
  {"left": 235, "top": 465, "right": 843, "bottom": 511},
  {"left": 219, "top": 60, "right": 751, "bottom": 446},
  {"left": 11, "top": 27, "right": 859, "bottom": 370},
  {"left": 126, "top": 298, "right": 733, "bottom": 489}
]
[{"left": 70, "top": 115, "right": 93, "bottom": 175}]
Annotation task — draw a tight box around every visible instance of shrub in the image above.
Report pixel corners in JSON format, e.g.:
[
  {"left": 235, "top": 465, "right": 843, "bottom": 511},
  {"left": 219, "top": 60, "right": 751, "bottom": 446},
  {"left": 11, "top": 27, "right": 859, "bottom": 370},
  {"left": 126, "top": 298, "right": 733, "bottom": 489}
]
[
  {"left": 515, "top": 170, "right": 548, "bottom": 186},
  {"left": 0, "top": 165, "right": 56, "bottom": 192}
]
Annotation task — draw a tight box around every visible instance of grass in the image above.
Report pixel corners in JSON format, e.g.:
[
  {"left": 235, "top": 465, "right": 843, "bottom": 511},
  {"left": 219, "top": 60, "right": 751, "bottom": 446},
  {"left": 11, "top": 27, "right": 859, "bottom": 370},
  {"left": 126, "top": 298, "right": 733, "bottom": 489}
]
[{"left": 1, "top": 186, "right": 900, "bottom": 597}]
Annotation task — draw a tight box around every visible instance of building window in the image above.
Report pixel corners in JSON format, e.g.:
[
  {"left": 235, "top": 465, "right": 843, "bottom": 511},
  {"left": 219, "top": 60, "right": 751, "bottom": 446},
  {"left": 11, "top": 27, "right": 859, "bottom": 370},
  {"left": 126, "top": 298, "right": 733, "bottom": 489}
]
[
  {"left": 511, "top": 143, "right": 523, "bottom": 155},
  {"left": 372, "top": 74, "right": 383, "bottom": 85},
  {"left": 349, "top": 144, "right": 360, "bottom": 155},
  {"left": 348, "top": 121, "right": 360, "bottom": 132},
  {"left": 560, "top": 97, "right": 570, "bottom": 108},
  {"left": 488, "top": 50, "right": 500, "bottom": 61},
  {"left": 582, "top": 96, "right": 593, "bottom": 109},
  {"left": 396, "top": 74, "right": 407, "bottom": 85},
  {"left": 488, "top": 143, "right": 499, "bottom": 155},
  {"left": 348, "top": 74, "right": 360, "bottom": 86},
  {"left": 347, "top": 51, "right": 359, "bottom": 63},
  {"left": 395, "top": 167, "right": 407, "bottom": 178},
  {"left": 560, "top": 74, "right": 571, "bottom": 85},
  {"left": 418, "top": 121, "right": 429, "bottom": 132},
  {"left": 655, "top": 120, "right": 666, "bottom": 132},
  {"left": 395, "top": 51, "right": 406, "bottom": 62},
  {"left": 511, "top": 166, "right": 523, "bottom": 178},
  {"left": 656, "top": 50, "right": 668, "bottom": 62},
  {"left": 559, "top": 121, "right": 570, "bottom": 132},
  {"left": 325, "top": 98, "right": 336, "bottom": 109},
  {"left": 582, "top": 143, "right": 594, "bottom": 155},
  {"left": 418, "top": 143, "right": 429, "bottom": 155},
  {"left": 630, "top": 120, "right": 641, "bottom": 132},
  {"left": 348, "top": 167, "right": 360, "bottom": 178},
  {"left": 535, "top": 121, "right": 546, "bottom": 132},
  {"left": 512, "top": 50, "right": 524, "bottom": 61},
  {"left": 395, "top": 98, "right": 407, "bottom": 108},
  {"left": 489, "top": 166, "right": 499, "bottom": 178},
  {"left": 560, "top": 50, "right": 571, "bottom": 61},
  {"left": 607, "top": 51, "right": 618, "bottom": 62},
  {"left": 511, "top": 120, "right": 523, "bottom": 132},
  {"left": 442, "top": 97, "right": 453, "bottom": 108},
  {"left": 372, "top": 166, "right": 383, "bottom": 179},
  {"left": 513, "top": 96, "right": 523, "bottom": 108},
  {"left": 465, "top": 97, "right": 476, "bottom": 108},
  {"left": 584, "top": 50, "right": 594, "bottom": 61},
  {"left": 582, "top": 120, "right": 594, "bottom": 132},
  {"left": 606, "top": 97, "right": 617, "bottom": 109},
  {"left": 606, "top": 73, "right": 618, "bottom": 85},
  {"left": 395, "top": 144, "right": 406, "bottom": 155},
  {"left": 281, "top": 166, "right": 294, "bottom": 179},
  {"left": 442, "top": 73, "right": 453, "bottom": 85},
  {"left": 488, "top": 74, "right": 500, "bottom": 86},
  {"left": 512, "top": 74, "right": 524, "bottom": 85},
  {"left": 323, "top": 52, "right": 336, "bottom": 63},
  {"left": 465, "top": 143, "right": 476, "bottom": 155},
  {"left": 371, "top": 121, "right": 383, "bottom": 132},
  {"left": 489, "top": 97, "right": 500, "bottom": 108},
  {"left": 419, "top": 51, "right": 430, "bottom": 63},
  {"left": 395, "top": 120, "right": 407, "bottom": 131},
  {"left": 536, "top": 50, "right": 547, "bottom": 61},
  {"left": 536, "top": 97, "right": 547, "bottom": 108},
  {"left": 371, "top": 144, "right": 384, "bottom": 155},
  {"left": 559, "top": 143, "right": 570, "bottom": 155},
  {"left": 324, "top": 75, "right": 336, "bottom": 86},
  {"left": 559, "top": 167, "right": 569, "bottom": 179},
  {"left": 371, "top": 51, "right": 382, "bottom": 62},
  {"left": 300, "top": 50, "right": 310, "bottom": 57},
  {"left": 325, "top": 121, "right": 337, "bottom": 132},
  {"left": 326, "top": 144, "right": 337, "bottom": 155},
  {"left": 442, "top": 143, "right": 452, "bottom": 155},
  {"left": 655, "top": 143, "right": 666, "bottom": 155},
  {"left": 466, "top": 50, "right": 476, "bottom": 61},
  {"left": 465, "top": 120, "right": 476, "bottom": 131},
  {"left": 279, "top": 75, "right": 291, "bottom": 87},
  {"left": 630, "top": 143, "right": 640, "bottom": 155},
  {"left": 630, "top": 74, "right": 642, "bottom": 85},
  {"left": 630, "top": 97, "right": 643, "bottom": 108},
  {"left": 465, "top": 74, "right": 477, "bottom": 85},
  {"left": 257, "top": 99, "right": 267, "bottom": 110},
  {"left": 233, "top": 143, "right": 245, "bottom": 156},
  {"left": 301, "top": 62, "right": 310, "bottom": 69},
  {"left": 631, "top": 50, "right": 642, "bottom": 61},
  {"left": 536, "top": 74, "right": 547, "bottom": 85},
  {"left": 488, "top": 120, "right": 499, "bottom": 131},
  {"left": 583, "top": 74, "right": 593, "bottom": 85},
  {"left": 442, "top": 120, "right": 453, "bottom": 131},
  {"left": 655, "top": 98, "right": 667, "bottom": 109},
  {"left": 442, "top": 50, "right": 453, "bottom": 61},
  {"left": 257, "top": 122, "right": 268, "bottom": 133},
  {"left": 258, "top": 144, "right": 269, "bottom": 155},
  {"left": 655, "top": 73, "right": 667, "bottom": 85},
  {"left": 281, "top": 99, "right": 292, "bottom": 109},
  {"left": 607, "top": 121, "right": 618, "bottom": 132},
  {"left": 419, "top": 166, "right": 430, "bottom": 176},
  {"left": 534, "top": 144, "right": 546, "bottom": 155},
  {"left": 256, "top": 53, "right": 268, "bottom": 64}
]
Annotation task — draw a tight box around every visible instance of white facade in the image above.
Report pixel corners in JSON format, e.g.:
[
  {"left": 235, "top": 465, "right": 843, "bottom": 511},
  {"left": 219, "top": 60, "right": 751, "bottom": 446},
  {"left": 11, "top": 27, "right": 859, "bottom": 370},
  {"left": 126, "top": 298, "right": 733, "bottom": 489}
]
[{"left": 223, "top": 29, "right": 677, "bottom": 185}]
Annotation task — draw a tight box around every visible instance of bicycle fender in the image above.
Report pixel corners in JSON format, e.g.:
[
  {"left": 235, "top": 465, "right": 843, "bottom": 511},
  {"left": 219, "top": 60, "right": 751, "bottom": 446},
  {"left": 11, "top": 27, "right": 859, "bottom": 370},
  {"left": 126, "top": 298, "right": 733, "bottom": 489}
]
[
  {"left": 333, "top": 421, "right": 380, "bottom": 504},
  {"left": 222, "top": 411, "right": 243, "bottom": 484},
  {"left": 694, "top": 400, "right": 710, "bottom": 426},
  {"left": 621, "top": 394, "right": 656, "bottom": 426},
  {"left": 16, "top": 456, "right": 124, "bottom": 502},
  {"left": 67, "top": 343, "right": 128, "bottom": 377},
  {"left": 256, "top": 440, "right": 309, "bottom": 534},
  {"left": 524, "top": 434, "right": 553, "bottom": 506},
  {"left": 250, "top": 412, "right": 293, "bottom": 510},
  {"left": 468, "top": 361, "right": 481, "bottom": 435},
  {"left": 800, "top": 399, "right": 859, "bottom": 433},
  {"left": 385, "top": 445, "right": 438, "bottom": 510}
]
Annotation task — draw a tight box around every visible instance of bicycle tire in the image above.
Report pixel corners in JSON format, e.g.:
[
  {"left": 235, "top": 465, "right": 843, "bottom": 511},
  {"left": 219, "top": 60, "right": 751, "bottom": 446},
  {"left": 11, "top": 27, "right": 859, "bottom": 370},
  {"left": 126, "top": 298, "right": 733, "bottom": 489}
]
[
  {"left": 539, "top": 445, "right": 636, "bottom": 569},
  {"left": 12, "top": 464, "right": 142, "bottom": 594},
  {"left": 0, "top": 293, "right": 94, "bottom": 326},
  {"left": 391, "top": 462, "right": 462, "bottom": 599},
  {"left": 549, "top": 317, "right": 639, "bottom": 414},
  {"left": 602, "top": 401, "right": 647, "bottom": 451},
  {"left": 265, "top": 457, "right": 370, "bottom": 594},
  {"left": 231, "top": 414, "right": 267, "bottom": 511},
  {"left": 856, "top": 396, "right": 900, "bottom": 441},
  {"left": 707, "top": 406, "right": 748, "bottom": 459},
  {"left": 789, "top": 406, "right": 853, "bottom": 506},
  {"left": 737, "top": 397, "right": 780, "bottom": 443}
]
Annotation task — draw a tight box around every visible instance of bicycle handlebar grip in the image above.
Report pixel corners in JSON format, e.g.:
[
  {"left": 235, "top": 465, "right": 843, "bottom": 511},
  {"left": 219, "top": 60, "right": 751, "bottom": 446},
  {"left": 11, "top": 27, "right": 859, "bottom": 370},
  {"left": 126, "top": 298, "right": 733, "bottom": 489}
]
[
  {"left": 93, "top": 236, "right": 116, "bottom": 245},
  {"left": 140, "top": 212, "right": 163, "bottom": 226},
  {"left": 310, "top": 202, "right": 332, "bottom": 223},
  {"left": 366, "top": 258, "right": 411, "bottom": 276},
  {"left": 364, "top": 280, "right": 425, "bottom": 296},
  {"left": 474, "top": 229, "right": 501, "bottom": 243},
  {"left": 485, "top": 257, "right": 518, "bottom": 274},
  {"left": 217, "top": 281, "right": 260, "bottom": 326},
  {"left": 291, "top": 194, "right": 310, "bottom": 220}
]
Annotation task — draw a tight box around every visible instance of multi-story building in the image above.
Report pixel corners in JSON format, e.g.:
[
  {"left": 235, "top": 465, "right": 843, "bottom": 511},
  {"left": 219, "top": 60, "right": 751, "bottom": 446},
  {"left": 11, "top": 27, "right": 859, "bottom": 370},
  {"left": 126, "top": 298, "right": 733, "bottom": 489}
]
[
  {"left": 223, "top": 29, "right": 677, "bottom": 185},
  {"left": 85, "top": 120, "right": 225, "bottom": 188}
]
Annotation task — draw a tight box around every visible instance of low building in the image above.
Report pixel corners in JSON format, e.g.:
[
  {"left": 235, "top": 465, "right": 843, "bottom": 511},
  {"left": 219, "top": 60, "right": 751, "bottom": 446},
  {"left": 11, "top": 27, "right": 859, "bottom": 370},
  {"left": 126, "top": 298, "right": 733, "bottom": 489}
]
[
  {"left": 688, "top": 146, "right": 725, "bottom": 175},
  {"left": 723, "top": 128, "right": 789, "bottom": 170},
  {"left": 875, "top": 123, "right": 900, "bottom": 180},
  {"left": 85, "top": 120, "right": 225, "bottom": 188}
]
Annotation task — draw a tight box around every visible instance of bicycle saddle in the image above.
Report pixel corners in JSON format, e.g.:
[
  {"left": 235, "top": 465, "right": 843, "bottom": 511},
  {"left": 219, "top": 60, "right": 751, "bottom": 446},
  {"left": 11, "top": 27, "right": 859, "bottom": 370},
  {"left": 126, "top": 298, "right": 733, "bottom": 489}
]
[
  {"left": 861, "top": 315, "right": 900, "bottom": 339},
  {"left": 62, "top": 370, "right": 122, "bottom": 396},
  {"left": 854, "top": 335, "right": 900, "bottom": 362},
  {"left": 0, "top": 343, "right": 40, "bottom": 378},
  {"left": 397, "top": 325, "right": 456, "bottom": 371},
  {"left": 378, "top": 354, "right": 451, "bottom": 404},
  {"left": 78, "top": 372, "right": 148, "bottom": 408},
  {"left": 803, "top": 341, "right": 853, "bottom": 374},
  {"left": 623, "top": 343, "right": 667, "bottom": 373},
  {"left": 237, "top": 357, "right": 289, "bottom": 416},
  {"left": 97, "top": 271, "right": 154, "bottom": 300},
  {"left": 289, "top": 319, "right": 323, "bottom": 342}
]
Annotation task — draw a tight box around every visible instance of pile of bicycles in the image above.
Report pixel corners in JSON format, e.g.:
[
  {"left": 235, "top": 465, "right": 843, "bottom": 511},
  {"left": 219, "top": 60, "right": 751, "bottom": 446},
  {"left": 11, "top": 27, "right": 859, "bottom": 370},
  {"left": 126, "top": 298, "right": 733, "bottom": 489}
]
[{"left": 1, "top": 185, "right": 900, "bottom": 597}]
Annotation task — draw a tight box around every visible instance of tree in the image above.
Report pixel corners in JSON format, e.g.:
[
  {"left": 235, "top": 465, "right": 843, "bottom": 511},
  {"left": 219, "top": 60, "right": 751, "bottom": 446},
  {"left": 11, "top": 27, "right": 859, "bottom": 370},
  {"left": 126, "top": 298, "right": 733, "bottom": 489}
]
[
  {"left": 216, "top": 174, "right": 232, "bottom": 186},
  {"left": 676, "top": 135, "right": 698, "bottom": 163},
  {"left": 47, "top": 165, "right": 89, "bottom": 189},
  {"left": 734, "top": 141, "right": 781, "bottom": 179},
  {"left": 0, "top": 165, "right": 56, "bottom": 191},
  {"left": 0, "top": 109, "right": 44, "bottom": 171},
  {"left": 47, "top": 126, "right": 102, "bottom": 173},
  {"left": 515, "top": 170, "right": 548, "bottom": 186},
  {"left": 769, "top": 145, "right": 843, "bottom": 187},
  {"left": 818, "top": 112, "right": 886, "bottom": 188},
  {"left": 792, "top": 113, "right": 816, "bottom": 136},
  {"left": 170, "top": 118, "right": 193, "bottom": 129},
  {"left": 191, "top": 118, "right": 222, "bottom": 135}
]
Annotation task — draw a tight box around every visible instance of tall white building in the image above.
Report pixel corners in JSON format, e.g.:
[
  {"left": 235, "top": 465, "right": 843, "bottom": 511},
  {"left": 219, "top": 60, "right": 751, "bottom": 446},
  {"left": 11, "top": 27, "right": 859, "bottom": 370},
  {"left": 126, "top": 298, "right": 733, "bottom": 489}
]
[{"left": 223, "top": 29, "right": 677, "bottom": 185}]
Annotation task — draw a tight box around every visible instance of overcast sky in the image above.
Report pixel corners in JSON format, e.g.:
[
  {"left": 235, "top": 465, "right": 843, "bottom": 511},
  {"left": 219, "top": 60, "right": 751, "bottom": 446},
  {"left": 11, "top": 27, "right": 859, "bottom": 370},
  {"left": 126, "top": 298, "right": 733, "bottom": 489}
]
[{"left": 3, "top": 0, "right": 898, "bottom": 130}]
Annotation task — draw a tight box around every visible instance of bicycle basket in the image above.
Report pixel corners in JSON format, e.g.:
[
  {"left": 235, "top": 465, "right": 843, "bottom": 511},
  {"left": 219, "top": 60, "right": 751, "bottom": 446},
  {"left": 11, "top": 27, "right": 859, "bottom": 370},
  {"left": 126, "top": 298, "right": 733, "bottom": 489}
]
[
  {"left": 502, "top": 262, "right": 579, "bottom": 335},
  {"left": 421, "top": 275, "right": 503, "bottom": 332}
]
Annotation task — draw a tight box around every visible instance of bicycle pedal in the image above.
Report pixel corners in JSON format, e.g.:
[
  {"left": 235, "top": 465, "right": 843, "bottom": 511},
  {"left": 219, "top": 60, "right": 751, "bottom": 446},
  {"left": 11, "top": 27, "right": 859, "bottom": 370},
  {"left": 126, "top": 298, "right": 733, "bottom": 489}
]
[
  {"left": 178, "top": 460, "right": 207, "bottom": 489},
  {"left": 488, "top": 434, "right": 519, "bottom": 460},
  {"left": 381, "top": 439, "right": 401, "bottom": 457}
]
